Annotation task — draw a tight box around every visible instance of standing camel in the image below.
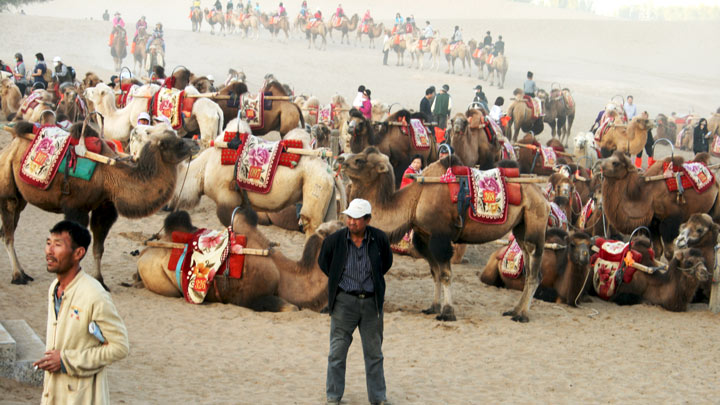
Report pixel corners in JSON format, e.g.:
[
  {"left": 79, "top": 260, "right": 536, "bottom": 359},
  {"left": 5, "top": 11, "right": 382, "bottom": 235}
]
[
  {"left": 132, "top": 27, "right": 150, "bottom": 76},
  {"left": 110, "top": 26, "right": 127, "bottom": 71},
  {"left": 388, "top": 33, "right": 411, "bottom": 66},
  {"left": 340, "top": 148, "right": 550, "bottom": 322},
  {"left": 327, "top": 13, "right": 358, "bottom": 45},
  {"left": 145, "top": 37, "right": 165, "bottom": 78},
  {"left": 259, "top": 14, "right": 290, "bottom": 40},
  {"left": 304, "top": 20, "right": 328, "bottom": 50},
  {"left": 487, "top": 54, "right": 508, "bottom": 89},
  {"left": 598, "top": 116, "right": 652, "bottom": 157},
  {"left": 0, "top": 121, "right": 195, "bottom": 286},
  {"left": 539, "top": 89, "right": 567, "bottom": 141},
  {"left": 240, "top": 13, "right": 261, "bottom": 39},
  {"left": 409, "top": 36, "right": 441, "bottom": 70},
  {"left": 355, "top": 21, "right": 383, "bottom": 48},
  {"left": 505, "top": 89, "right": 545, "bottom": 142},
  {"left": 191, "top": 7, "right": 203, "bottom": 32},
  {"left": 441, "top": 39, "right": 471, "bottom": 75},
  {"left": 448, "top": 110, "right": 501, "bottom": 169},
  {"left": 204, "top": 8, "right": 226, "bottom": 35}
]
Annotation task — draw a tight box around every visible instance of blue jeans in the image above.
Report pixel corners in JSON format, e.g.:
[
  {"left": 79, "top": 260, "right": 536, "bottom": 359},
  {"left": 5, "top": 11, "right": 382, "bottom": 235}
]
[{"left": 327, "top": 291, "right": 386, "bottom": 403}]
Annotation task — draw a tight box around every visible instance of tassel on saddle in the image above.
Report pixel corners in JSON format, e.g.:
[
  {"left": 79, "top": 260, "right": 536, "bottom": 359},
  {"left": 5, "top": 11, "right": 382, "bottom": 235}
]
[{"left": 675, "top": 172, "right": 686, "bottom": 205}]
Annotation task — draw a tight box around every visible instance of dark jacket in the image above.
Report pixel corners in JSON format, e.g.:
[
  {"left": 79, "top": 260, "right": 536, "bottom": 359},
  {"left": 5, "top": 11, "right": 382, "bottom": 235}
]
[
  {"left": 318, "top": 226, "right": 393, "bottom": 313},
  {"left": 693, "top": 121, "right": 709, "bottom": 154},
  {"left": 419, "top": 96, "right": 432, "bottom": 121}
]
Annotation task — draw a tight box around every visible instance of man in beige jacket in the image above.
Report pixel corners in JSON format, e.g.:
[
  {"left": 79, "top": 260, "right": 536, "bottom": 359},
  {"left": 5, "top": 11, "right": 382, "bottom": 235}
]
[{"left": 34, "top": 220, "right": 129, "bottom": 404}]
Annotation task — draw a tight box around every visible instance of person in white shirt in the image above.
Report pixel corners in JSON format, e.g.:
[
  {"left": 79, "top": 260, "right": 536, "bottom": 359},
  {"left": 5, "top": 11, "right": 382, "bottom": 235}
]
[
  {"left": 352, "top": 85, "right": 366, "bottom": 108},
  {"left": 624, "top": 95, "right": 637, "bottom": 120},
  {"left": 489, "top": 96, "right": 504, "bottom": 123}
]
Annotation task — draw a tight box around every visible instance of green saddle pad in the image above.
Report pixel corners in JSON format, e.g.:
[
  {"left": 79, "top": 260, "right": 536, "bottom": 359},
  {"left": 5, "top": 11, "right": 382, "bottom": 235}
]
[{"left": 58, "top": 155, "right": 97, "bottom": 181}]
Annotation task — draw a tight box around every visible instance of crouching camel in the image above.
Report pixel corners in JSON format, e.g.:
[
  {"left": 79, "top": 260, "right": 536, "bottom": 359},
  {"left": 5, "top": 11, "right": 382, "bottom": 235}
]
[
  {"left": 673, "top": 213, "right": 720, "bottom": 309},
  {"left": 169, "top": 119, "right": 342, "bottom": 236},
  {"left": 480, "top": 228, "right": 592, "bottom": 305},
  {"left": 136, "top": 209, "right": 343, "bottom": 311},
  {"left": 0, "top": 121, "right": 195, "bottom": 286},
  {"left": 340, "top": 147, "right": 550, "bottom": 322}
]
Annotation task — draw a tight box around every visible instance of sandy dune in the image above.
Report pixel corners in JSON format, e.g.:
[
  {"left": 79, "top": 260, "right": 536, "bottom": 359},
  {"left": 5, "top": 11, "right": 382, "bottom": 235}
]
[{"left": 1, "top": 1, "right": 720, "bottom": 403}]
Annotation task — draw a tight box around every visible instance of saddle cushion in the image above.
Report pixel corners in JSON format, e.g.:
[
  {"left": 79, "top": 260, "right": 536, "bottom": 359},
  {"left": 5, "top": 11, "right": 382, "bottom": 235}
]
[
  {"left": 499, "top": 238, "right": 524, "bottom": 279},
  {"left": 19, "top": 126, "right": 72, "bottom": 190},
  {"left": 663, "top": 162, "right": 715, "bottom": 194}
]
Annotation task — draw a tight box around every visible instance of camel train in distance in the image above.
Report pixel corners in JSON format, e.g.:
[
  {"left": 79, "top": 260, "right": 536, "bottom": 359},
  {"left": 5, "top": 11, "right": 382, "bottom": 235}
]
[{"left": 1, "top": 63, "right": 719, "bottom": 321}]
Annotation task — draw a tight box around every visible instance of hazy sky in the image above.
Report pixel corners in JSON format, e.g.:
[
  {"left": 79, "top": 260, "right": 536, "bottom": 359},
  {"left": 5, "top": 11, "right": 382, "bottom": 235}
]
[{"left": 591, "top": 0, "right": 719, "bottom": 14}]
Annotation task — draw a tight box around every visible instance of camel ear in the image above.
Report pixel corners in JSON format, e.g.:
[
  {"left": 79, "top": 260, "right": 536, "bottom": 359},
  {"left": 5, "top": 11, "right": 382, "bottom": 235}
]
[{"left": 376, "top": 164, "right": 389, "bottom": 173}]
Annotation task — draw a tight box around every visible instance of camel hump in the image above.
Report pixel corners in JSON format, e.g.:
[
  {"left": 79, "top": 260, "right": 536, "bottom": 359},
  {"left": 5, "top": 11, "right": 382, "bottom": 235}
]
[
  {"left": 164, "top": 211, "right": 197, "bottom": 235},
  {"left": 10, "top": 121, "right": 35, "bottom": 139}
]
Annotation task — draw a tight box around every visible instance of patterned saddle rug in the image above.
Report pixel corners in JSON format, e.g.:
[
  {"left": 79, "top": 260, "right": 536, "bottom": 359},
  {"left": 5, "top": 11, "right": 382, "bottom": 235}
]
[
  {"left": 405, "top": 119, "right": 431, "bottom": 150},
  {"left": 522, "top": 95, "right": 542, "bottom": 119},
  {"left": 548, "top": 202, "right": 568, "bottom": 230},
  {"left": 240, "top": 93, "right": 265, "bottom": 130},
  {"left": 149, "top": 87, "right": 195, "bottom": 130},
  {"left": 319, "top": 104, "right": 336, "bottom": 124},
  {"left": 168, "top": 228, "right": 248, "bottom": 304},
  {"left": 540, "top": 146, "right": 557, "bottom": 169},
  {"left": 468, "top": 167, "right": 508, "bottom": 224},
  {"left": 578, "top": 198, "right": 595, "bottom": 229},
  {"left": 218, "top": 131, "right": 303, "bottom": 167},
  {"left": 563, "top": 90, "right": 574, "bottom": 109},
  {"left": 444, "top": 42, "right": 461, "bottom": 55},
  {"left": 19, "top": 91, "right": 44, "bottom": 116},
  {"left": 662, "top": 162, "right": 715, "bottom": 194},
  {"left": 590, "top": 238, "right": 645, "bottom": 300},
  {"left": 233, "top": 133, "right": 305, "bottom": 193},
  {"left": 19, "top": 126, "right": 72, "bottom": 189},
  {"left": 499, "top": 238, "right": 524, "bottom": 279},
  {"left": 417, "top": 38, "right": 433, "bottom": 50}
]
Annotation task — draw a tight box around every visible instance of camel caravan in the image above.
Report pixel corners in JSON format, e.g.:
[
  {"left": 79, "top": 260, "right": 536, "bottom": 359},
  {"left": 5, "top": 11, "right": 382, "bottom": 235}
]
[{"left": 1, "top": 58, "right": 719, "bottom": 322}]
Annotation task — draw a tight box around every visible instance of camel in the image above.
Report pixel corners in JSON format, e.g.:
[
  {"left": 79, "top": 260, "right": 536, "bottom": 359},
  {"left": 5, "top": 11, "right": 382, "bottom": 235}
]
[
  {"left": 300, "top": 96, "right": 320, "bottom": 126},
  {"left": 561, "top": 89, "right": 576, "bottom": 142},
  {"left": 709, "top": 109, "right": 720, "bottom": 137},
  {"left": 505, "top": 90, "right": 545, "bottom": 142},
  {"left": 132, "top": 27, "right": 150, "bottom": 76},
  {"left": 655, "top": 113, "right": 678, "bottom": 143},
  {"left": 136, "top": 209, "right": 343, "bottom": 311},
  {"left": 673, "top": 213, "right": 720, "bottom": 302},
  {"left": 207, "top": 80, "right": 303, "bottom": 134},
  {"left": 56, "top": 85, "right": 87, "bottom": 123},
  {"left": 598, "top": 116, "right": 652, "bottom": 157},
  {"left": 387, "top": 33, "right": 411, "bottom": 66},
  {"left": 240, "top": 13, "right": 261, "bottom": 39},
  {"left": 0, "top": 121, "right": 195, "bottom": 286},
  {"left": 539, "top": 89, "right": 567, "bottom": 141},
  {"left": 469, "top": 43, "right": 488, "bottom": 79},
  {"left": 84, "top": 82, "right": 223, "bottom": 147},
  {"left": 340, "top": 149, "right": 550, "bottom": 321},
  {"left": 327, "top": 13, "right": 358, "bottom": 45},
  {"left": 304, "top": 20, "right": 328, "bottom": 50},
  {"left": 12, "top": 90, "right": 55, "bottom": 123},
  {"left": 355, "top": 21, "right": 384, "bottom": 48},
  {"left": 80, "top": 72, "right": 102, "bottom": 92},
  {"left": 204, "top": 8, "right": 226, "bottom": 35},
  {"left": 573, "top": 131, "right": 599, "bottom": 169},
  {"left": 145, "top": 37, "right": 165, "bottom": 78},
  {"left": 487, "top": 54, "right": 508, "bottom": 89},
  {"left": 408, "top": 36, "right": 441, "bottom": 70},
  {"left": 225, "top": 10, "right": 237, "bottom": 34},
  {"left": 110, "top": 26, "right": 127, "bottom": 71},
  {"left": 346, "top": 108, "right": 438, "bottom": 189},
  {"left": 609, "top": 237, "right": 709, "bottom": 312},
  {"left": 440, "top": 39, "right": 471, "bottom": 76},
  {"left": 293, "top": 13, "right": 308, "bottom": 34},
  {"left": 448, "top": 110, "right": 501, "bottom": 169},
  {"left": 168, "top": 120, "right": 340, "bottom": 236},
  {"left": 480, "top": 228, "right": 592, "bottom": 306},
  {"left": 0, "top": 78, "right": 22, "bottom": 120},
  {"left": 191, "top": 7, "right": 203, "bottom": 32},
  {"left": 259, "top": 13, "right": 290, "bottom": 40},
  {"left": 516, "top": 134, "right": 571, "bottom": 175},
  {"left": 599, "top": 151, "right": 720, "bottom": 257}
]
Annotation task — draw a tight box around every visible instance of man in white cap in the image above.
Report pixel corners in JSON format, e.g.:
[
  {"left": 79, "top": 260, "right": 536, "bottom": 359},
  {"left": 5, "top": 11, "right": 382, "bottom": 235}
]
[
  {"left": 52, "top": 56, "right": 72, "bottom": 86},
  {"left": 318, "top": 198, "right": 393, "bottom": 405},
  {"left": 136, "top": 112, "right": 151, "bottom": 126}
]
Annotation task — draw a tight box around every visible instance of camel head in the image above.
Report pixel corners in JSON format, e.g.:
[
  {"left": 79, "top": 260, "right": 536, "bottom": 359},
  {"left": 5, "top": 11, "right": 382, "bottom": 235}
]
[
  {"left": 346, "top": 108, "right": 369, "bottom": 138},
  {"left": 341, "top": 146, "right": 394, "bottom": 189},
  {"left": 674, "top": 213, "right": 719, "bottom": 250},
  {"left": 549, "top": 173, "right": 574, "bottom": 203},
  {"left": 310, "top": 123, "right": 331, "bottom": 147},
  {"left": 450, "top": 113, "right": 468, "bottom": 140},
  {"left": 0, "top": 78, "right": 15, "bottom": 95},
  {"left": 574, "top": 131, "right": 595, "bottom": 151},
  {"left": 672, "top": 248, "right": 710, "bottom": 283},
  {"left": 629, "top": 115, "right": 653, "bottom": 132},
  {"left": 138, "top": 124, "right": 197, "bottom": 165},
  {"left": 83, "top": 82, "right": 113, "bottom": 106},
  {"left": 599, "top": 151, "right": 635, "bottom": 179},
  {"left": 315, "top": 220, "right": 344, "bottom": 239},
  {"left": 569, "top": 231, "right": 592, "bottom": 267},
  {"left": 81, "top": 72, "right": 101, "bottom": 91}
]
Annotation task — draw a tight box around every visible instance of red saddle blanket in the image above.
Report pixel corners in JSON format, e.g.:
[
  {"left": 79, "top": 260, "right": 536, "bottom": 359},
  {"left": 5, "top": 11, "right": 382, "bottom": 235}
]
[
  {"left": 240, "top": 93, "right": 265, "bottom": 130},
  {"left": 445, "top": 166, "right": 521, "bottom": 224},
  {"left": 19, "top": 91, "right": 44, "bottom": 116},
  {"left": 444, "top": 42, "right": 461, "bottom": 55},
  {"left": 149, "top": 87, "right": 196, "bottom": 130},
  {"left": 234, "top": 133, "right": 304, "bottom": 193},
  {"left": 19, "top": 126, "right": 71, "bottom": 189},
  {"left": 220, "top": 131, "right": 302, "bottom": 167},
  {"left": 522, "top": 95, "right": 541, "bottom": 119},
  {"left": 398, "top": 118, "right": 431, "bottom": 151},
  {"left": 472, "top": 47, "right": 482, "bottom": 59},
  {"left": 662, "top": 162, "right": 715, "bottom": 194},
  {"left": 590, "top": 238, "right": 649, "bottom": 300},
  {"left": 485, "top": 54, "right": 494, "bottom": 65},
  {"left": 447, "top": 166, "right": 521, "bottom": 206},
  {"left": 116, "top": 83, "right": 138, "bottom": 108},
  {"left": 563, "top": 90, "right": 574, "bottom": 109},
  {"left": 167, "top": 229, "right": 247, "bottom": 304},
  {"left": 499, "top": 237, "right": 523, "bottom": 279},
  {"left": 417, "top": 38, "right": 433, "bottom": 50},
  {"left": 306, "top": 20, "right": 321, "bottom": 29}
]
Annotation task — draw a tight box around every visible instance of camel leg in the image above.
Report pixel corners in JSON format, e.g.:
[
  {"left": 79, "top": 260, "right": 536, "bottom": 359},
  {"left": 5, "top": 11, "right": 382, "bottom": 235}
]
[
  {"left": 88, "top": 202, "right": 118, "bottom": 290},
  {"left": 0, "top": 197, "right": 33, "bottom": 284},
  {"left": 413, "top": 233, "right": 442, "bottom": 315},
  {"left": 436, "top": 261, "right": 456, "bottom": 321},
  {"left": 503, "top": 237, "right": 543, "bottom": 323}
]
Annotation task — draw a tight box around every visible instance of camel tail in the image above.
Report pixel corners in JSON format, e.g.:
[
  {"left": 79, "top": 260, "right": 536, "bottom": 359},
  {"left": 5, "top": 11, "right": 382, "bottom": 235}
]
[
  {"left": 387, "top": 222, "right": 413, "bottom": 245},
  {"left": 249, "top": 295, "right": 299, "bottom": 312}
]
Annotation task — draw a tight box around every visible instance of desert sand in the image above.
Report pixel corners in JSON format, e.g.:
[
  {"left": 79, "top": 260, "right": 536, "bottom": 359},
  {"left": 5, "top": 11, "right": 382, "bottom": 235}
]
[{"left": 1, "top": 0, "right": 720, "bottom": 404}]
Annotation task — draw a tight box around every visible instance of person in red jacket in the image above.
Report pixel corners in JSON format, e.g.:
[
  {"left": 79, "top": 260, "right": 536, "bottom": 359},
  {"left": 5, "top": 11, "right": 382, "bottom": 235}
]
[{"left": 400, "top": 155, "right": 423, "bottom": 189}]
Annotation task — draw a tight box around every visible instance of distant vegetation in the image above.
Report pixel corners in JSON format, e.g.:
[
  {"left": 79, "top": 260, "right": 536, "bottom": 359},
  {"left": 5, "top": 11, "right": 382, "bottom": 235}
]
[{"left": 0, "top": 0, "right": 49, "bottom": 12}]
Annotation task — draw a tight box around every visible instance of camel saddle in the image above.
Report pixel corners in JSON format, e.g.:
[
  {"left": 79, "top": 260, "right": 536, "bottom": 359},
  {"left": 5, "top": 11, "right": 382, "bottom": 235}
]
[
  {"left": 578, "top": 198, "right": 595, "bottom": 229},
  {"left": 306, "top": 20, "right": 322, "bottom": 30},
  {"left": 19, "top": 91, "right": 44, "bottom": 116},
  {"left": 417, "top": 38, "right": 433, "bottom": 50},
  {"left": 498, "top": 237, "right": 524, "bottom": 279},
  {"left": 548, "top": 202, "right": 569, "bottom": 230},
  {"left": 562, "top": 90, "right": 574, "bottom": 109},
  {"left": 662, "top": 162, "right": 715, "bottom": 197},
  {"left": 233, "top": 133, "right": 303, "bottom": 193},
  {"left": 240, "top": 92, "right": 271, "bottom": 130},
  {"left": 590, "top": 238, "right": 651, "bottom": 300},
  {"left": 444, "top": 42, "right": 461, "bottom": 55},
  {"left": 116, "top": 82, "right": 139, "bottom": 108},
  {"left": 522, "top": 95, "right": 542, "bottom": 119},
  {"left": 472, "top": 47, "right": 482, "bottom": 59},
  {"left": 167, "top": 228, "right": 248, "bottom": 304},
  {"left": 485, "top": 54, "right": 494, "bottom": 65},
  {"left": 398, "top": 118, "right": 431, "bottom": 151},
  {"left": 444, "top": 166, "right": 521, "bottom": 225},
  {"left": 711, "top": 135, "right": 720, "bottom": 157},
  {"left": 148, "top": 87, "right": 196, "bottom": 131},
  {"left": 218, "top": 131, "right": 302, "bottom": 167}
]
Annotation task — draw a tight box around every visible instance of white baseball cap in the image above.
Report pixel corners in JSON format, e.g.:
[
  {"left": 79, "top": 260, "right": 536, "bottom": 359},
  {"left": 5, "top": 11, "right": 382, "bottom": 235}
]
[
  {"left": 343, "top": 198, "right": 372, "bottom": 219},
  {"left": 137, "top": 112, "right": 151, "bottom": 123},
  {"left": 206, "top": 74, "right": 215, "bottom": 82},
  {"left": 53, "top": 56, "right": 62, "bottom": 63}
]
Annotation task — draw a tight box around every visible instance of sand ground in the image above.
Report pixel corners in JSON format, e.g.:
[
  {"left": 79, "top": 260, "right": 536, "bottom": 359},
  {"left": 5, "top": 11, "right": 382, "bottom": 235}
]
[{"left": 1, "top": 1, "right": 720, "bottom": 403}]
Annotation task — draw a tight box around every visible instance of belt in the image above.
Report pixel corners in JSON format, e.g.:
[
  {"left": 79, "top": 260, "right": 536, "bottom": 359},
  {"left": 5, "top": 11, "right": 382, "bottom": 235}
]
[{"left": 340, "top": 288, "right": 374, "bottom": 299}]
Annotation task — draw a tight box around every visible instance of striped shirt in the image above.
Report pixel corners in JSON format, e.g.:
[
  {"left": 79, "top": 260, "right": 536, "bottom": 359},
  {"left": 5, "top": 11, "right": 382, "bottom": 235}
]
[{"left": 339, "top": 230, "right": 374, "bottom": 293}]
